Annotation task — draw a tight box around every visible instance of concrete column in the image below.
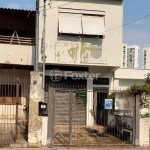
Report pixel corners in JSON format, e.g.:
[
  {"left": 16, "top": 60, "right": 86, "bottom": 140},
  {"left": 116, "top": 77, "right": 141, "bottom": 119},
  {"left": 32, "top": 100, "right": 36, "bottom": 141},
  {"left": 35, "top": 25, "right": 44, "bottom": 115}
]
[
  {"left": 28, "top": 72, "right": 48, "bottom": 145},
  {"left": 113, "top": 79, "right": 119, "bottom": 89},
  {"left": 139, "top": 118, "right": 150, "bottom": 146},
  {"left": 42, "top": 117, "right": 48, "bottom": 145},
  {"left": 134, "top": 95, "right": 140, "bottom": 145},
  {"left": 86, "top": 78, "right": 94, "bottom": 126}
]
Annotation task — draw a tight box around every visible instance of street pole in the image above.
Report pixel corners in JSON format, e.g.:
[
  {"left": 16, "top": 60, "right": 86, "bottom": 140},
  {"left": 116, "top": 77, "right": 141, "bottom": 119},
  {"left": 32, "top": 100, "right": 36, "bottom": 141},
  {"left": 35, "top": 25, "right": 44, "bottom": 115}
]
[
  {"left": 42, "top": 0, "right": 46, "bottom": 100},
  {"left": 35, "top": 0, "right": 39, "bottom": 72}
]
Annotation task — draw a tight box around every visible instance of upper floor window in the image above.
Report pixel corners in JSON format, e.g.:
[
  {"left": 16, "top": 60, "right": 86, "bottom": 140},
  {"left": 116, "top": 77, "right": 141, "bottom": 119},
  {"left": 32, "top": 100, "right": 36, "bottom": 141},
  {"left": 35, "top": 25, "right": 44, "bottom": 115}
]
[{"left": 58, "top": 8, "right": 105, "bottom": 36}]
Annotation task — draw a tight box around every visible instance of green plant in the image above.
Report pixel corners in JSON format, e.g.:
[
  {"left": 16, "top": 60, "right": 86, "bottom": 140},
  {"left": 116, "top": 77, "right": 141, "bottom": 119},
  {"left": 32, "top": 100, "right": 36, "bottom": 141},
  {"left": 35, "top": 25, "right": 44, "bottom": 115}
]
[
  {"left": 125, "top": 138, "right": 133, "bottom": 144},
  {"left": 145, "top": 73, "right": 150, "bottom": 85},
  {"left": 140, "top": 113, "right": 150, "bottom": 118},
  {"left": 126, "top": 73, "right": 150, "bottom": 110}
]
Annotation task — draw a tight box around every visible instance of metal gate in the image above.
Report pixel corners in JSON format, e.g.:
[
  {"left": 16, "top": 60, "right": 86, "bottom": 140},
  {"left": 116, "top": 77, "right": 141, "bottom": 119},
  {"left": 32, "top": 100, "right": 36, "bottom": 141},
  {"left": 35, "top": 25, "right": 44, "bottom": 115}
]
[
  {"left": 47, "top": 87, "right": 135, "bottom": 147},
  {"left": 0, "top": 76, "right": 29, "bottom": 146}
]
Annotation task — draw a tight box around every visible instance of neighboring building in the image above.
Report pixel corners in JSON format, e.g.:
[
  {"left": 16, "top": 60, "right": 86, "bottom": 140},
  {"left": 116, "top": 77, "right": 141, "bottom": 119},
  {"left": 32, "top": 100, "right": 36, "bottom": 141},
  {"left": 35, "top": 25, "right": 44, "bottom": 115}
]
[
  {"left": 114, "top": 68, "right": 149, "bottom": 89},
  {"left": 143, "top": 47, "right": 150, "bottom": 69},
  {"left": 0, "top": 8, "right": 35, "bottom": 143},
  {"left": 0, "top": 8, "right": 35, "bottom": 67},
  {"left": 127, "top": 45, "right": 140, "bottom": 68},
  {"left": 114, "top": 68, "right": 150, "bottom": 114},
  {"left": 121, "top": 43, "right": 127, "bottom": 68}
]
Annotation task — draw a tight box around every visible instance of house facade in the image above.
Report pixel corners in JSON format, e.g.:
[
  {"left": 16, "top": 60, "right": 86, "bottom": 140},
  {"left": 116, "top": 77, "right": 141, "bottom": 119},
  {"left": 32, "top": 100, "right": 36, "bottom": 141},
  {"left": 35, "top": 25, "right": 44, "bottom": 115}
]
[
  {"left": 38, "top": 0, "right": 123, "bottom": 126},
  {"left": 0, "top": 8, "right": 35, "bottom": 142},
  {"left": 0, "top": 1, "right": 149, "bottom": 147}
]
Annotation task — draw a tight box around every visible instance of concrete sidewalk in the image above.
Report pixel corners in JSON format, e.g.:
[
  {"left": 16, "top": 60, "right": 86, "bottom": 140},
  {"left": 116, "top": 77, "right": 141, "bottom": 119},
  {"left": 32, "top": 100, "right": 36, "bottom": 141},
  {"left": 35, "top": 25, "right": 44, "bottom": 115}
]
[
  {"left": 0, "top": 146, "right": 150, "bottom": 150},
  {"left": 53, "top": 146, "right": 150, "bottom": 150}
]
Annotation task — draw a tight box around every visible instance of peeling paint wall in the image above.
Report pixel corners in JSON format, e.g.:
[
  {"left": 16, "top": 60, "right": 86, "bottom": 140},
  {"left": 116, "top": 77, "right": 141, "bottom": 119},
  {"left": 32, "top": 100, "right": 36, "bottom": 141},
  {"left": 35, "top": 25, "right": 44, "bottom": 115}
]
[
  {"left": 55, "top": 41, "right": 80, "bottom": 63},
  {"left": 43, "top": 40, "right": 107, "bottom": 65},
  {"left": 28, "top": 72, "right": 43, "bottom": 144},
  {"left": 80, "top": 43, "right": 106, "bottom": 64}
]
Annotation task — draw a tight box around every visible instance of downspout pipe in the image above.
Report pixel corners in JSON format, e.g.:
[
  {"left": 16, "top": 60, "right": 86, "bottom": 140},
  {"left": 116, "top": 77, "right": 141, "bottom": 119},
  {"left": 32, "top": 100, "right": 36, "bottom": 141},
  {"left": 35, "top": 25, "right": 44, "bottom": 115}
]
[{"left": 35, "top": 0, "right": 39, "bottom": 72}]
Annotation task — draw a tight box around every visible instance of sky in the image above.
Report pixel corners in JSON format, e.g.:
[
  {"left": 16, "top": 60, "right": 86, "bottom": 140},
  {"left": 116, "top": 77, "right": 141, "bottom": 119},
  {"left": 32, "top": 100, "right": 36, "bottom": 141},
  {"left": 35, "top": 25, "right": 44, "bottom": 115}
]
[{"left": 0, "top": 0, "right": 150, "bottom": 67}]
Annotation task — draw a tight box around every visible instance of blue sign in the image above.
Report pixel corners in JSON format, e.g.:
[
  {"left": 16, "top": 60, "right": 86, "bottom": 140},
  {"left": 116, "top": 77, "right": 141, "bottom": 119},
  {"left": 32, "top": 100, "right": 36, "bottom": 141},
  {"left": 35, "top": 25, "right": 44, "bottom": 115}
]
[{"left": 105, "top": 99, "right": 113, "bottom": 109}]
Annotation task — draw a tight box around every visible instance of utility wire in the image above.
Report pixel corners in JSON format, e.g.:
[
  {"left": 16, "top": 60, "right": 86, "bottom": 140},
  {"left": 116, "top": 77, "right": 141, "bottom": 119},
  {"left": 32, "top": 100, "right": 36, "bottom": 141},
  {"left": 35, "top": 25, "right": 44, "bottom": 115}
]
[
  {"left": 38, "top": 0, "right": 59, "bottom": 9},
  {"left": 100, "top": 14, "right": 150, "bottom": 35},
  {"left": 39, "top": 0, "right": 80, "bottom": 11}
]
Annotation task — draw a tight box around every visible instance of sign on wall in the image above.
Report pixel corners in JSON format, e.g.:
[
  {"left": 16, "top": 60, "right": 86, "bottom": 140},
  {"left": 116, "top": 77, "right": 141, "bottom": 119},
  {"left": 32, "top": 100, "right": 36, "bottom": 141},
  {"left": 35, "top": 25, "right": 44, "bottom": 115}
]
[{"left": 105, "top": 99, "right": 113, "bottom": 109}]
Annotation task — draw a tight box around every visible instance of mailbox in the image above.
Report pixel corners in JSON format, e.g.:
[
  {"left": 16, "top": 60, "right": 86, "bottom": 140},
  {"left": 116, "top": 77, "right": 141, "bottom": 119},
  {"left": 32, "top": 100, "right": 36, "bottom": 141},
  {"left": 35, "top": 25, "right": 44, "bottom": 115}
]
[{"left": 39, "top": 102, "right": 48, "bottom": 116}]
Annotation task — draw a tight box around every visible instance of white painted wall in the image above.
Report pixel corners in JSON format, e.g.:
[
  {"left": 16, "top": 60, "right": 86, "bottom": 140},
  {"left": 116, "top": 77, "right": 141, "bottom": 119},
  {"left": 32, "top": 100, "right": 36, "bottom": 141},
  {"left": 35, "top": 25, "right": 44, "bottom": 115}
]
[
  {"left": 115, "top": 68, "right": 150, "bottom": 80},
  {"left": 39, "top": 0, "right": 123, "bottom": 67},
  {"left": 139, "top": 118, "right": 150, "bottom": 146},
  {"left": 113, "top": 68, "right": 150, "bottom": 90},
  {"left": 0, "top": 44, "right": 35, "bottom": 65},
  {"left": 119, "top": 79, "right": 144, "bottom": 88}
]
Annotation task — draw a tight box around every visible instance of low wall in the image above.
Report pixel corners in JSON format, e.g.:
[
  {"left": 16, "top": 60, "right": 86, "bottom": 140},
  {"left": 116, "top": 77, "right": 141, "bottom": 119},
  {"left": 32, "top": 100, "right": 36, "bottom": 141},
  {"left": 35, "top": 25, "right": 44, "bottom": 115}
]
[{"left": 139, "top": 118, "right": 150, "bottom": 146}]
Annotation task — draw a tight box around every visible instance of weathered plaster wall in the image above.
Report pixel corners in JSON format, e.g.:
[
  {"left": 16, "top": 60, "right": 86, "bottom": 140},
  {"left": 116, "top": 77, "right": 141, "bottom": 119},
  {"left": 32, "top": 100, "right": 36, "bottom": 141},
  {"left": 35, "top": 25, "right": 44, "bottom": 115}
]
[
  {"left": 28, "top": 72, "right": 48, "bottom": 145},
  {"left": 39, "top": 0, "right": 123, "bottom": 67},
  {"left": 0, "top": 44, "right": 35, "bottom": 65},
  {"left": 28, "top": 72, "right": 43, "bottom": 144}
]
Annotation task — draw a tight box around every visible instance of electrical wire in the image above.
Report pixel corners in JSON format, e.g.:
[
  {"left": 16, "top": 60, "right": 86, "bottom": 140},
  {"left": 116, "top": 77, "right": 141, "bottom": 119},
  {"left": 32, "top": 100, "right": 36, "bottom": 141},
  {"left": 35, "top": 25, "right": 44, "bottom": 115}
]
[
  {"left": 100, "top": 14, "right": 150, "bottom": 35},
  {"left": 39, "top": 0, "right": 80, "bottom": 11},
  {"left": 38, "top": 0, "right": 60, "bottom": 9}
]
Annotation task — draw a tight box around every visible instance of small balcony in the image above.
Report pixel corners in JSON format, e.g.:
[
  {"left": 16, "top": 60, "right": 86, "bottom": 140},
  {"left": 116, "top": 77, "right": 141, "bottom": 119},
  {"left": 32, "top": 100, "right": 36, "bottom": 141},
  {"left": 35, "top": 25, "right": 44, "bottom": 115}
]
[
  {"left": 0, "top": 35, "right": 35, "bottom": 66},
  {"left": 0, "top": 35, "right": 35, "bottom": 46}
]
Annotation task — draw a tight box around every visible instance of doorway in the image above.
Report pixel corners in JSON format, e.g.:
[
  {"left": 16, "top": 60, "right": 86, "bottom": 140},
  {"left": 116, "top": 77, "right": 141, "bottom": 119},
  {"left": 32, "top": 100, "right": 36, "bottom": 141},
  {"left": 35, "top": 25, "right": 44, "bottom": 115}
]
[{"left": 93, "top": 88, "right": 109, "bottom": 126}]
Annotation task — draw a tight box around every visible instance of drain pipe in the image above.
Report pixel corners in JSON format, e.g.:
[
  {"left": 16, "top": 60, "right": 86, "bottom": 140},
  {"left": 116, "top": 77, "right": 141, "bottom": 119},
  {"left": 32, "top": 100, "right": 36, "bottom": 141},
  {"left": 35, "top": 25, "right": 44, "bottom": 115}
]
[
  {"left": 35, "top": 0, "right": 39, "bottom": 72},
  {"left": 42, "top": 0, "right": 46, "bottom": 101}
]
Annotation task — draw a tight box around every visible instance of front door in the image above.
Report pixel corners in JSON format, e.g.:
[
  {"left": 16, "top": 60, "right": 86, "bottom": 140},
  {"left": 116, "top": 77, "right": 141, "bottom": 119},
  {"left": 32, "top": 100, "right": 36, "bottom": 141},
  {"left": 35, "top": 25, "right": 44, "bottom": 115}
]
[{"left": 93, "top": 88, "right": 108, "bottom": 126}]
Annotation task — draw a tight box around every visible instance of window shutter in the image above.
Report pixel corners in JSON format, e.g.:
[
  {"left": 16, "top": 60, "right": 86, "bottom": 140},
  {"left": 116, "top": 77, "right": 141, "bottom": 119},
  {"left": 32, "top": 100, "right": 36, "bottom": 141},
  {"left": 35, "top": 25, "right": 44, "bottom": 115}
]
[
  {"left": 59, "top": 13, "right": 82, "bottom": 34},
  {"left": 82, "top": 15, "right": 105, "bottom": 35}
]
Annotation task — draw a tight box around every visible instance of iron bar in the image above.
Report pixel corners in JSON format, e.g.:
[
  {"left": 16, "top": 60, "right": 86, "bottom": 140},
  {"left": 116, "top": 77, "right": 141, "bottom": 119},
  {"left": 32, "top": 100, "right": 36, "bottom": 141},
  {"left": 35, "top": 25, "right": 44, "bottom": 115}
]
[
  {"left": 69, "top": 91, "right": 73, "bottom": 146},
  {"left": 15, "top": 77, "right": 19, "bottom": 142}
]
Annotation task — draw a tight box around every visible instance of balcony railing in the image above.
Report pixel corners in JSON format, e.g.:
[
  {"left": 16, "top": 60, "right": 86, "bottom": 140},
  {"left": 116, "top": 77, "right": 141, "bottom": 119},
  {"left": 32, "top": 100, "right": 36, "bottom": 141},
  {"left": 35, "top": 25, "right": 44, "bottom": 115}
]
[{"left": 0, "top": 35, "right": 35, "bottom": 46}]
